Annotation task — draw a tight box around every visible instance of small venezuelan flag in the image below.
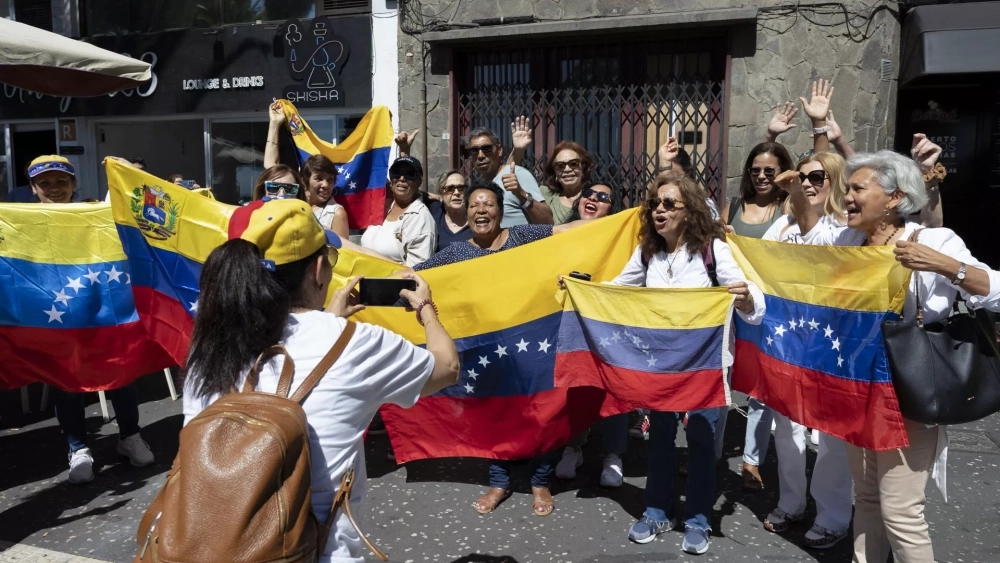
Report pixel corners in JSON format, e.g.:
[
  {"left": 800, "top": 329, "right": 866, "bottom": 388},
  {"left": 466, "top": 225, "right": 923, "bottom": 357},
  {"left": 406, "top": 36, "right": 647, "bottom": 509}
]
[
  {"left": 555, "top": 278, "right": 733, "bottom": 414},
  {"left": 0, "top": 202, "right": 173, "bottom": 391},
  {"left": 280, "top": 100, "right": 393, "bottom": 229},
  {"left": 727, "top": 235, "right": 911, "bottom": 451}
]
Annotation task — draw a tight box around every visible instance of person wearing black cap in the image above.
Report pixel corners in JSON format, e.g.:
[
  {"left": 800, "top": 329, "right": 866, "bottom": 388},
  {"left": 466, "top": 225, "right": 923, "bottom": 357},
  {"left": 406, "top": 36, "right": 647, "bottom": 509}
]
[{"left": 360, "top": 155, "right": 436, "bottom": 267}]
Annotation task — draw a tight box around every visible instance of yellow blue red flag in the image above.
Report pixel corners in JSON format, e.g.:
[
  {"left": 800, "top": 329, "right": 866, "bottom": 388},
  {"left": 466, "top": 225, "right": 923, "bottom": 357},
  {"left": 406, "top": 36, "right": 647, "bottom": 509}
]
[
  {"left": 727, "top": 235, "right": 911, "bottom": 451},
  {"left": 0, "top": 202, "right": 172, "bottom": 390},
  {"left": 280, "top": 100, "right": 393, "bottom": 229}
]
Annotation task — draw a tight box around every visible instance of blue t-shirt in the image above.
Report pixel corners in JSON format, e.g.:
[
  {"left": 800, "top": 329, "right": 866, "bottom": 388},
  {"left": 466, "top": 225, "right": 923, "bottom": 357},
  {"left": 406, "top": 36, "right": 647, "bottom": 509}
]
[
  {"left": 427, "top": 200, "right": 471, "bottom": 254},
  {"left": 413, "top": 224, "right": 553, "bottom": 271},
  {"left": 492, "top": 165, "right": 545, "bottom": 228}
]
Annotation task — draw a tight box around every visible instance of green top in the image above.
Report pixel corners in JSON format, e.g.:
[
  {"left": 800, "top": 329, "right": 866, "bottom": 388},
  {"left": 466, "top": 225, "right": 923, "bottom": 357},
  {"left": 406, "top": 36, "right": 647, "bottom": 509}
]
[
  {"left": 730, "top": 200, "right": 783, "bottom": 239},
  {"left": 540, "top": 184, "right": 576, "bottom": 226}
]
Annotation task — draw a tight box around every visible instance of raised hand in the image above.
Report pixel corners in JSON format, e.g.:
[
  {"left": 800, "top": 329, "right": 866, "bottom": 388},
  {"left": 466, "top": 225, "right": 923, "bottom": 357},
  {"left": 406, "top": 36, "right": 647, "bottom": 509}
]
[
  {"left": 395, "top": 129, "right": 420, "bottom": 154},
  {"left": 767, "top": 102, "right": 799, "bottom": 139},
  {"left": 825, "top": 110, "right": 843, "bottom": 143},
  {"left": 774, "top": 169, "right": 803, "bottom": 194},
  {"left": 658, "top": 135, "right": 680, "bottom": 164},
  {"left": 268, "top": 101, "right": 285, "bottom": 125},
  {"left": 501, "top": 162, "right": 522, "bottom": 194},
  {"left": 911, "top": 133, "right": 942, "bottom": 176},
  {"left": 800, "top": 79, "right": 834, "bottom": 123},
  {"left": 511, "top": 116, "right": 533, "bottom": 151}
]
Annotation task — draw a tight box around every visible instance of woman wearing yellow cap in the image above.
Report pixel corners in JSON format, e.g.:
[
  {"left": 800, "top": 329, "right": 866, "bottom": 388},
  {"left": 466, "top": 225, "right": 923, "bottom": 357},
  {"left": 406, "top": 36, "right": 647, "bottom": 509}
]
[{"left": 182, "top": 199, "right": 460, "bottom": 561}]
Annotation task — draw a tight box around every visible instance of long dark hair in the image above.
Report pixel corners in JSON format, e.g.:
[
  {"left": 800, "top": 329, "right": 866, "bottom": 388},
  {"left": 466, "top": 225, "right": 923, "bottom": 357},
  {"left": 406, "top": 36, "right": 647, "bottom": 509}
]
[
  {"left": 183, "top": 239, "right": 325, "bottom": 399},
  {"left": 252, "top": 165, "right": 306, "bottom": 202},
  {"left": 739, "top": 142, "right": 794, "bottom": 202},
  {"left": 640, "top": 171, "right": 725, "bottom": 258},
  {"left": 544, "top": 141, "right": 594, "bottom": 195}
]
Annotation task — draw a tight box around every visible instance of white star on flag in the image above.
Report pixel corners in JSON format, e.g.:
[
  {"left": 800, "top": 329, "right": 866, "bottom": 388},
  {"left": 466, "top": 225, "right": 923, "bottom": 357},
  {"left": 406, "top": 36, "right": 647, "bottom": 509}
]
[
  {"left": 53, "top": 289, "right": 72, "bottom": 305},
  {"left": 43, "top": 305, "right": 65, "bottom": 324},
  {"left": 831, "top": 337, "right": 841, "bottom": 351},
  {"left": 823, "top": 325, "right": 834, "bottom": 338},
  {"left": 837, "top": 355, "right": 844, "bottom": 367},
  {"left": 808, "top": 318, "right": 820, "bottom": 330},
  {"left": 538, "top": 339, "right": 552, "bottom": 353},
  {"left": 65, "top": 277, "right": 85, "bottom": 293},
  {"left": 105, "top": 265, "right": 124, "bottom": 283},
  {"left": 646, "top": 356, "right": 657, "bottom": 367},
  {"left": 774, "top": 324, "right": 787, "bottom": 337},
  {"left": 464, "top": 383, "right": 474, "bottom": 393},
  {"left": 344, "top": 172, "right": 351, "bottom": 179},
  {"left": 515, "top": 339, "right": 529, "bottom": 352},
  {"left": 598, "top": 336, "right": 611, "bottom": 348},
  {"left": 799, "top": 317, "right": 806, "bottom": 328},
  {"left": 478, "top": 355, "right": 491, "bottom": 367},
  {"left": 125, "top": 274, "right": 131, "bottom": 285},
  {"left": 610, "top": 331, "right": 622, "bottom": 343},
  {"left": 84, "top": 268, "right": 102, "bottom": 284},
  {"left": 494, "top": 345, "right": 508, "bottom": 358},
  {"left": 766, "top": 335, "right": 774, "bottom": 346},
  {"left": 337, "top": 166, "right": 346, "bottom": 174},
  {"left": 788, "top": 319, "right": 798, "bottom": 330},
  {"left": 189, "top": 301, "right": 198, "bottom": 312},
  {"left": 349, "top": 181, "right": 357, "bottom": 189},
  {"left": 467, "top": 369, "right": 479, "bottom": 380}
]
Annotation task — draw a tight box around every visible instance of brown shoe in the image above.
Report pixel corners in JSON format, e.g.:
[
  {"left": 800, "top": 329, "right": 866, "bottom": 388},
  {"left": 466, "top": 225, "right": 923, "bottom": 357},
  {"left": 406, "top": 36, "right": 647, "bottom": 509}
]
[
  {"left": 741, "top": 462, "right": 764, "bottom": 491},
  {"left": 473, "top": 487, "right": 511, "bottom": 514},
  {"left": 531, "top": 486, "right": 554, "bottom": 517}
]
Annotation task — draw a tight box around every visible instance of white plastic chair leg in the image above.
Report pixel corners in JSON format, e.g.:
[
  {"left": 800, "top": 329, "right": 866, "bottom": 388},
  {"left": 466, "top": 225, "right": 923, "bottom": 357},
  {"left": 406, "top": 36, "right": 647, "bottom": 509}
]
[
  {"left": 20, "top": 387, "right": 30, "bottom": 414},
  {"left": 98, "top": 390, "right": 110, "bottom": 423},
  {"left": 164, "top": 368, "right": 178, "bottom": 401}
]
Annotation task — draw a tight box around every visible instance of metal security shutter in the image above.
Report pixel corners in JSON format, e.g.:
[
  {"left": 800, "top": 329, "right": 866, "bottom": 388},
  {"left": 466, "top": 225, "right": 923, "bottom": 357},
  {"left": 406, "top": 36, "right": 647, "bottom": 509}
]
[
  {"left": 13, "top": 0, "right": 53, "bottom": 31},
  {"left": 316, "top": 0, "right": 371, "bottom": 16}
]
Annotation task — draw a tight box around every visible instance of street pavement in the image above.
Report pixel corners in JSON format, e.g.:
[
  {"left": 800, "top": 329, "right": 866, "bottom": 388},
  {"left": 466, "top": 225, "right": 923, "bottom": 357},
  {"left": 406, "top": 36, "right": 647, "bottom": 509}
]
[{"left": 2, "top": 374, "right": 999, "bottom": 563}]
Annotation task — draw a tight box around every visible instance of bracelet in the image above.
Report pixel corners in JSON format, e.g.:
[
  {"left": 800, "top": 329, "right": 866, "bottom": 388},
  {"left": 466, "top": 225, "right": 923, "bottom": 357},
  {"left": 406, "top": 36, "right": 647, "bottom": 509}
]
[
  {"left": 738, "top": 294, "right": 755, "bottom": 313},
  {"left": 922, "top": 162, "right": 947, "bottom": 183},
  {"left": 812, "top": 126, "right": 831, "bottom": 135},
  {"left": 415, "top": 299, "right": 438, "bottom": 326},
  {"left": 266, "top": 140, "right": 278, "bottom": 146}
]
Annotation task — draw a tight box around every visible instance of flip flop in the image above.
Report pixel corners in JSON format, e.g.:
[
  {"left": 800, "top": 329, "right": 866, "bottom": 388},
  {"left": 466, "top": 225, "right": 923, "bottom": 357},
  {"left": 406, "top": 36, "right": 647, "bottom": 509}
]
[{"left": 532, "top": 486, "right": 554, "bottom": 517}]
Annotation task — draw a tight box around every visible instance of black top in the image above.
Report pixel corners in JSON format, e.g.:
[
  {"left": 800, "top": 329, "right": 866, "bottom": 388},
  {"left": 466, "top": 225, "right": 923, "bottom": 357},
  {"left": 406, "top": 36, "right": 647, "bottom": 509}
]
[
  {"left": 428, "top": 200, "right": 472, "bottom": 254},
  {"left": 413, "top": 224, "right": 553, "bottom": 271}
]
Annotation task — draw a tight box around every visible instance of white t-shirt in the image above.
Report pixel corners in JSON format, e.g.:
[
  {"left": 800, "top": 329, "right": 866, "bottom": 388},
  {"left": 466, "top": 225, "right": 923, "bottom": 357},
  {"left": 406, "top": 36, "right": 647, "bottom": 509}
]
[
  {"left": 762, "top": 213, "right": 844, "bottom": 243},
  {"left": 360, "top": 218, "right": 404, "bottom": 263},
  {"left": 182, "top": 312, "right": 434, "bottom": 563},
  {"left": 314, "top": 202, "right": 345, "bottom": 230}
]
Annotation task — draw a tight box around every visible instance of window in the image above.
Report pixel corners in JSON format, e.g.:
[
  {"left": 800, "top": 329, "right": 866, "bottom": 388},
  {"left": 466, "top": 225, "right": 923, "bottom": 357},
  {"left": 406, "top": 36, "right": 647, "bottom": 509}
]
[
  {"left": 13, "top": 0, "right": 52, "bottom": 30},
  {"left": 83, "top": 0, "right": 315, "bottom": 36}
]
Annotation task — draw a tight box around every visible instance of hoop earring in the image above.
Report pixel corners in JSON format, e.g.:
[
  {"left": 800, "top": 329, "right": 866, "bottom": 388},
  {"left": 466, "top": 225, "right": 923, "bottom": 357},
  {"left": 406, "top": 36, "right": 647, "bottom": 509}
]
[{"left": 879, "top": 206, "right": 890, "bottom": 231}]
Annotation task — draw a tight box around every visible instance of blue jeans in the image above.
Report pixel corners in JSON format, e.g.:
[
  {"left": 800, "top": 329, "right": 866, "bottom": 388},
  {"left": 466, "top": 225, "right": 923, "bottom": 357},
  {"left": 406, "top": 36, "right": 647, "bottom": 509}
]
[
  {"left": 643, "top": 408, "right": 720, "bottom": 531},
  {"left": 743, "top": 397, "right": 773, "bottom": 466},
  {"left": 565, "top": 413, "right": 629, "bottom": 455},
  {"left": 53, "top": 384, "right": 141, "bottom": 454},
  {"left": 489, "top": 449, "right": 559, "bottom": 489}
]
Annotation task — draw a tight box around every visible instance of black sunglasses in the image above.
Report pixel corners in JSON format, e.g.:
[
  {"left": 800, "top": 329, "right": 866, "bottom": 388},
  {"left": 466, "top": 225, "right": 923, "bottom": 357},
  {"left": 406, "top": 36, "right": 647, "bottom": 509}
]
[
  {"left": 748, "top": 166, "right": 778, "bottom": 179},
  {"left": 441, "top": 184, "right": 466, "bottom": 195},
  {"left": 581, "top": 187, "right": 612, "bottom": 204},
  {"left": 464, "top": 144, "right": 495, "bottom": 158},
  {"left": 390, "top": 172, "right": 419, "bottom": 182},
  {"left": 648, "top": 196, "right": 685, "bottom": 210},
  {"left": 799, "top": 170, "right": 827, "bottom": 186}
]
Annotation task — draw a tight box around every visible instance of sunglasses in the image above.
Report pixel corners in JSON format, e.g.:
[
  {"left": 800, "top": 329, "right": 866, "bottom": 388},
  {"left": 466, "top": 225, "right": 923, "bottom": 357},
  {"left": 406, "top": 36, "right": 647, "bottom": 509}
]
[
  {"left": 264, "top": 181, "right": 300, "bottom": 196},
  {"left": 648, "top": 196, "right": 685, "bottom": 210},
  {"left": 464, "top": 144, "right": 495, "bottom": 159},
  {"left": 390, "top": 172, "right": 419, "bottom": 182},
  {"left": 441, "top": 184, "right": 466, "bottom": 195},
  {"left": 581, "top": 187, "right": 612, "bottom": 204},
  {"left": 554, "top": 159, "right": 582, "bottom": 172},
  {"left": 798, "top": 170, "right": 827, "bottom": 185},
  {"left": 748, "top": 166, "right": 778, "bottom": 179}
]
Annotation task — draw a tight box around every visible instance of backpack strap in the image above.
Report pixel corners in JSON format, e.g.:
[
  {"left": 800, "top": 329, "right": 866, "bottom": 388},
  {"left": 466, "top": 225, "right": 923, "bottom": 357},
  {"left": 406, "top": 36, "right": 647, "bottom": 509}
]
[
  {"left": 727, "top": 197, "right": 741, "bottom": 225},
  {"left": 323, "top": 467, "right": 388, "bottom": 561},
  {"left": 289, "top": 321, "right": 357, "bottom": 403},
  {"left": 243, "top": 346, "right": 295, "bottom": 395},
  {"left": 702, "top": 241, "right": 719, "bottom": 287}
]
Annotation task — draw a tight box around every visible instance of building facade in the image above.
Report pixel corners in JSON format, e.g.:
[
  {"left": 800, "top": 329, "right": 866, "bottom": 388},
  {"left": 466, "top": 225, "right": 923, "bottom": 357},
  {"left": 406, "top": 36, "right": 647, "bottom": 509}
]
[
  {"left": 395, "top": 0, "right": 900, "bottom": 206},
  {"left": 0, "top": 0, "right": 401, "bottom": 204}
]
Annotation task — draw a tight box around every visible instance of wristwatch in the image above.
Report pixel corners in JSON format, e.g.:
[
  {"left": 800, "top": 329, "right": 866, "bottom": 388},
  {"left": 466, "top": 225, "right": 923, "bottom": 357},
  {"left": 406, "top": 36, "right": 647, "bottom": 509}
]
[
  {"left": 520, "top": 191, "right": 534, "bottom": 210},
  {"left": 953, "top": 263, "right": 967, "bottom": 285}
]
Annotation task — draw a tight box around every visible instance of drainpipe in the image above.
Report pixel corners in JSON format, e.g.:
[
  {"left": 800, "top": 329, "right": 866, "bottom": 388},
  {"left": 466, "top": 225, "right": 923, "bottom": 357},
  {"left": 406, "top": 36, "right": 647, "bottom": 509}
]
[{"left": 420, "top": 50, "right": 429, "bottom": 190}]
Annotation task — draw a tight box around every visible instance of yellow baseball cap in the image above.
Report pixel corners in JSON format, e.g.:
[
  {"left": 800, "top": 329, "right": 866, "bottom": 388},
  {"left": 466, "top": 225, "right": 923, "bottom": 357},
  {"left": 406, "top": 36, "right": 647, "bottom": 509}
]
[
  {"left": 228, "top": 198, "right": 342, "bottom": 269},
  {"left": 28, "top": 155, "right": 75, "bottom": 178}
]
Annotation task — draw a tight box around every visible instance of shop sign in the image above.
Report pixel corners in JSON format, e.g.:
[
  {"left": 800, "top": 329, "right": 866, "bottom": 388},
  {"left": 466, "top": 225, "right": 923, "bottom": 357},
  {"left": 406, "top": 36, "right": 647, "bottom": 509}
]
[
  {"left": 911, "top": 100, "right": 959, "bottom": 124},
  {"left": 281, "top": 17, "right": 350, "bottom": 108},
  {"left": 182, "top": 76, "right": 265, "bottom": 90}
]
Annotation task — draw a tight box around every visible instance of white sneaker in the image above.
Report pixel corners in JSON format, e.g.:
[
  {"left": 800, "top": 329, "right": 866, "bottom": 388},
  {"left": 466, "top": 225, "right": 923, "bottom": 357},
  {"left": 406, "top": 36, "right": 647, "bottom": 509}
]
[
  {"left": 117, "top": 433, "right": 155, "bottom": 467},
  {"left": 600, "top": 454, "right": 624, "bottom": 488},
  {"left": 811, "top": 429, "right": 820, "bottom": 447},
  {"left": 555, "top": 446, "right": 584, "bottom": 479},
  {"left": 68, "top": 448, "right": 95, "bottom": 484}
]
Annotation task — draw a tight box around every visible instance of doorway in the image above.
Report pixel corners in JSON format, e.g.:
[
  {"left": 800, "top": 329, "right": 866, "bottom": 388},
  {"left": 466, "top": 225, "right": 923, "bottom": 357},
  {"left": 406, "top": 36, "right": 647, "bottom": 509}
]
[{"left": 12, "top": 125, "right": 57, "bottom": 189}]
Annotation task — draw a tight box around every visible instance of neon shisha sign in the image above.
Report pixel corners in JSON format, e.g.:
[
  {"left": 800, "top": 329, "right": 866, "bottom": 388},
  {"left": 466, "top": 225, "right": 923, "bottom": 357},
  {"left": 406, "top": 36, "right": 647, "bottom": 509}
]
[{"left": 281, "top": 17, "right": 350, "bottom": 107}]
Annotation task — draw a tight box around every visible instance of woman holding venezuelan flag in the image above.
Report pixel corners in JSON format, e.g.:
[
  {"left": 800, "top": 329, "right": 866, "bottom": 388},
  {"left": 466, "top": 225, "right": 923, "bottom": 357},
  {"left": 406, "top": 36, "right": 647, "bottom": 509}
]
[{"left": 613, "top": 171, "right": 765, "bottom": 556}]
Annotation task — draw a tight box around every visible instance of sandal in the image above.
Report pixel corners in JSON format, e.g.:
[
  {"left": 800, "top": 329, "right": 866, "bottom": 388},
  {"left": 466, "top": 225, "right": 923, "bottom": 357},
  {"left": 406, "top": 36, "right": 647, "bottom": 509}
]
[
  {"left": 473, "top": 488, "right": 511, "bottom": 514},
  {"left": 763, "top": 507, "right": 804, "bottom": 533},
  {"left": 531, "top": 486, "right": 554, "bottom": 517},
  {"left": 741, "top": 462, "right": 764, "bottom": 492},
  {"left": 804, "top": 524, "right": 848, "bottom": 549}
]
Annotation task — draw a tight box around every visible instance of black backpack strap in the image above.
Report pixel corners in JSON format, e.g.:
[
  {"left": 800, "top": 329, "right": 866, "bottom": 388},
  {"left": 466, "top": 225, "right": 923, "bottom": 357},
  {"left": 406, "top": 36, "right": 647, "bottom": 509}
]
[
  {"left": 702, "top": 242, "right": 719, "bottom": 287},
  {"left": 727, "top": 197, "right": 740, "bottom": 225}
]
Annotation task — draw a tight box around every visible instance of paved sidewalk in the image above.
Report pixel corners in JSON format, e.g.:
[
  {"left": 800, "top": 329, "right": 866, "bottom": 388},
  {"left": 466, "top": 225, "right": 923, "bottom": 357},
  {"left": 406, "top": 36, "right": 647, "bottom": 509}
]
[{"left": 0, "top": 542, "right": 110, "bottom": 563}]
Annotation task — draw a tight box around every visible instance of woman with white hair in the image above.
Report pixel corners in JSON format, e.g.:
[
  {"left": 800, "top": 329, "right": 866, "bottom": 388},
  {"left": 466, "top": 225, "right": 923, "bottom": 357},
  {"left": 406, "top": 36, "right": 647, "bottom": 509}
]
[{"left": 777, "top": 149, "right": 1000, "bottom": 563}]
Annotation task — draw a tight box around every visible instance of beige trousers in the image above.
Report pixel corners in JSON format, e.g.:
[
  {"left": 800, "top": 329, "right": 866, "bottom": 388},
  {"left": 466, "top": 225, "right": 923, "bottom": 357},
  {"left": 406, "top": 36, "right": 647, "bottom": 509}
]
[{"left": 845, "top": 418, "right": 939, "bottom": 563}]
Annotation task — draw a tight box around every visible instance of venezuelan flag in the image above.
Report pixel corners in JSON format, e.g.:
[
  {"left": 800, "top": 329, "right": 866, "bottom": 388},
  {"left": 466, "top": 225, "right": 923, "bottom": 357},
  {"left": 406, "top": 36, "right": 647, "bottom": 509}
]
[
  {"left": 727, "top": 235, "right": 911, "bottom": 451},
  {"left": 280, "top": 100, "right": 393, "bottom": 229},
  {"left": 106, "top": 160, "right": 233, "bottom": 366},
  {"left": 556, "top": 278, "right": 733, "bottom": 414},
  {"left": 0, "top": 202, "right": 173, "bottom": 391},
  {"left": 354, "top": 211, "right": 642, "bottom": 463}
]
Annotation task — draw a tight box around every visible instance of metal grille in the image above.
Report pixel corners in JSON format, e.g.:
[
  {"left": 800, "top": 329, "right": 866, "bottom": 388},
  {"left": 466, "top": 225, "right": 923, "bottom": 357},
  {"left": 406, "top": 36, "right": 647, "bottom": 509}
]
[
  {"left": 455, "top": 37, "right": 727, "bottom": 208},
  {"left": 317, "top": 0, "right": 371, "bottom": 16}
]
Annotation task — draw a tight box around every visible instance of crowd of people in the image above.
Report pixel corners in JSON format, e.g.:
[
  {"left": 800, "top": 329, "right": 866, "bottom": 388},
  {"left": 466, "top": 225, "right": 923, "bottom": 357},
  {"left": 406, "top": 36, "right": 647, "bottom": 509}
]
[{"left": 9, "top": 79, "right": 997, "bottom": 563}]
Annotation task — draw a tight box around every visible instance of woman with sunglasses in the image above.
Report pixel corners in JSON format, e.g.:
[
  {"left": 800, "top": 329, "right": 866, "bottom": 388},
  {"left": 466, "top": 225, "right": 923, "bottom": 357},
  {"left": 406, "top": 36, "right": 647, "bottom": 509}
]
[
  {"left": 428, "top": 169, "right": 471, "bottom": 253},
  {"left": 360, "top": 156, "right": 436, "bottom": 267},
  {"left": 721, "top": 140, "right": 795, "bottom": 493},
  {"left": 758, "top": 151, "right": 855, "bottom": 550},
  {"left": 614, "top": 171, "right": 764, "bottom": 555},
  {"left": 541, "top": 141, "right": 597, "bottom": 225},
  {"left": 251, "top": 165, "right": 307, "bottom": 203}
]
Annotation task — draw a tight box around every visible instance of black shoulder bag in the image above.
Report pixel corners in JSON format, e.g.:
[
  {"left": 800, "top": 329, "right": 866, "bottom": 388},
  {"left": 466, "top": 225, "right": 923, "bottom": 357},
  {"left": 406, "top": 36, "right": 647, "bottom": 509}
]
[{"left": 881, "top": 230, "right": 1000, "bottom": 425}]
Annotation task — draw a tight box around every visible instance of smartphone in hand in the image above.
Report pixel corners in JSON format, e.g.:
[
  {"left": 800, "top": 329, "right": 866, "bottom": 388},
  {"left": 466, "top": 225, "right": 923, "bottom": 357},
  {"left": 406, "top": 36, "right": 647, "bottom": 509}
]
[{"left": 359, "top": 278, "right": 417, "bottom": 307}]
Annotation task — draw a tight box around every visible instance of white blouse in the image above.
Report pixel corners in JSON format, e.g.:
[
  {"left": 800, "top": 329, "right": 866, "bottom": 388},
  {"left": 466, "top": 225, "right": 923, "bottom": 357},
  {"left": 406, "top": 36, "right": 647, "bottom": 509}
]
[
  {"left": 359, "top": 199, "right": 437, "bottom": 267},
  {"left": 313, "top": 202, "right": 344, "bottom": 231},
  {"left": 763, "top": 213, "right": 844, "bottom": 244}
]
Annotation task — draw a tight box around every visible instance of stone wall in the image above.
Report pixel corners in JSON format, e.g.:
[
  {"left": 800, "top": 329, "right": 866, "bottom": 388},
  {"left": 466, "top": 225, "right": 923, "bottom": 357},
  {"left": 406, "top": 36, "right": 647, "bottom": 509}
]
[{"left": 397, "top": 0, "right": 900, "bottom": 198}]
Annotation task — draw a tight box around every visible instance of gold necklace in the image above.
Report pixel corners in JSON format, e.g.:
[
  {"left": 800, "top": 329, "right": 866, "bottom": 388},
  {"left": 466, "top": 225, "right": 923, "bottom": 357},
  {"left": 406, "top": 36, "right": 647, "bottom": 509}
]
[{"left": 665, "top": 240, "right": 684, "bottom": 277}]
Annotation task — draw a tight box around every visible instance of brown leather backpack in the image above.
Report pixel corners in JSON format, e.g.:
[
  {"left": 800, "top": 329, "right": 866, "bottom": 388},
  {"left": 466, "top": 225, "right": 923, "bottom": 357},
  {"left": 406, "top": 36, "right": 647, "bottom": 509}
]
[{"left": 134, "top": 322, "right": 387, "bottom": 562}]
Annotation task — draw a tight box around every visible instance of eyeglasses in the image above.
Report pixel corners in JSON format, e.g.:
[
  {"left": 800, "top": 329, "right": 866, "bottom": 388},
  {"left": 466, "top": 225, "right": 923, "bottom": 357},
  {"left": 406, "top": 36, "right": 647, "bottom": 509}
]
[
  {"left": 441, "top": 184, "right": 466, "bottom": 195},
  {"left": 748, "top": 166, "right": 778, "bottom": 179},
  {"left": 581, "top": 187, "right": 612, "bottom": 204},
  {"left": 264, "top": 181, "right": 300, "bottom": 196},
  {"left": 390, "top": 172, "right": 419, "bottom": 183},
  {"left": 554, "top": 159, "right": 582, "bottom": 172},
  {"left": 648, "top": 196, "right": 686, "bottom": 210},
  {"left": 798, "top": 170, "right": 827, "bottom": 186},
  {"left": 464, "top": 144, "right": 495, "bottom": 159}
]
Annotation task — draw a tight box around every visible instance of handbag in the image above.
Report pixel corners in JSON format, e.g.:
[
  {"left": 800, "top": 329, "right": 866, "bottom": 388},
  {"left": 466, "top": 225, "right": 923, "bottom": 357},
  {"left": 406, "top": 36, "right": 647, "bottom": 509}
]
[{"left": 881, "top": 231, "right": 1000, "bottom": 425}]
